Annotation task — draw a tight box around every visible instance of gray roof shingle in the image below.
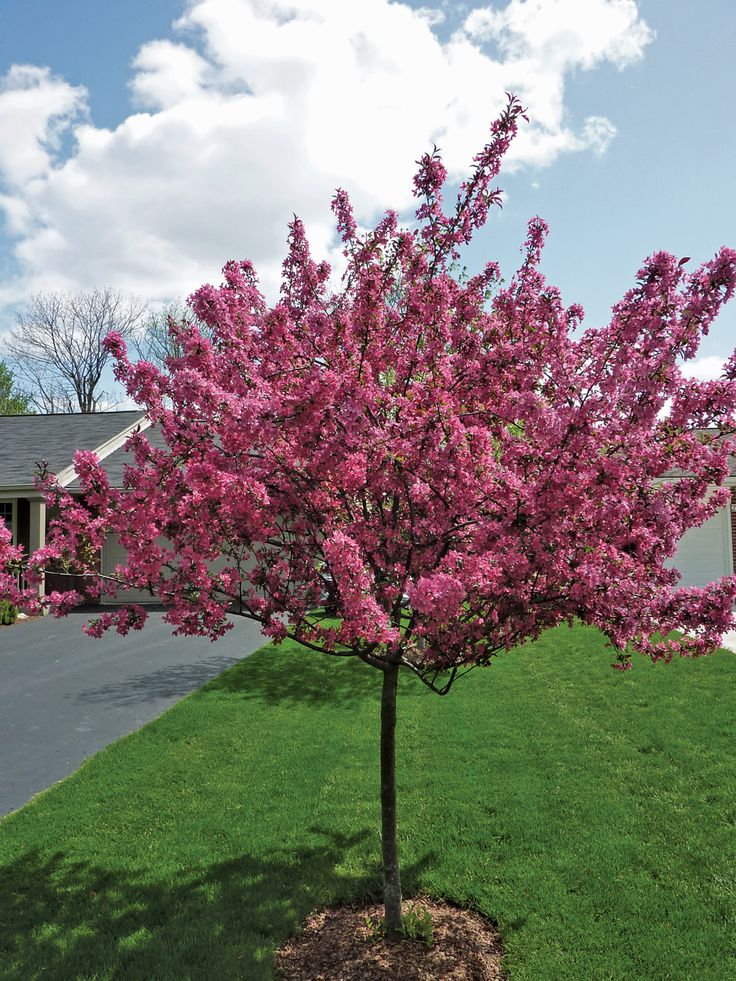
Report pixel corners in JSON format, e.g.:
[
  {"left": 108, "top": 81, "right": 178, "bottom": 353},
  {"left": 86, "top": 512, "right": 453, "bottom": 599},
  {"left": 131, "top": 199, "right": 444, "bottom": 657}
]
[
  {"left": 66, "top": 424, "right": 169, "bottom": 490},
  {"left": 0, "top": 411, "right": 145, "bottom": 489}
]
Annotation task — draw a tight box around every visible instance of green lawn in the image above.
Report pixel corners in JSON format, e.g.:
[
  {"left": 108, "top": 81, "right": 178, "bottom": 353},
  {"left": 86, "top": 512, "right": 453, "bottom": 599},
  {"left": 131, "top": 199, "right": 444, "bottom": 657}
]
[{"left": 1, "top": 624, "right": 735, "bottom": 980}]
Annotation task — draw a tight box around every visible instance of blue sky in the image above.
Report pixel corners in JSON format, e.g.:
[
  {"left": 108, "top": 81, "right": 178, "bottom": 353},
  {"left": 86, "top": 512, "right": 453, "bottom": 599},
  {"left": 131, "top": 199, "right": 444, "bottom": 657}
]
[{"left": 0, "top": 0, "right": 734, "bottom": 378}]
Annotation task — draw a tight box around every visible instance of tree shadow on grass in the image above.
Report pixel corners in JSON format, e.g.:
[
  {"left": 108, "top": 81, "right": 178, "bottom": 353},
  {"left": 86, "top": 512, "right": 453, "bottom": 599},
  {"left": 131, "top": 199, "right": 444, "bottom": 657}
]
[
  {"left": 0, "top": 828, "right": 435, "bottom": 980},
  {"left": 201, "top": 646, "right": 425, "bottom": 709},
  {"left": 72, "top": 635, "right": 416, "bottom": 712}
]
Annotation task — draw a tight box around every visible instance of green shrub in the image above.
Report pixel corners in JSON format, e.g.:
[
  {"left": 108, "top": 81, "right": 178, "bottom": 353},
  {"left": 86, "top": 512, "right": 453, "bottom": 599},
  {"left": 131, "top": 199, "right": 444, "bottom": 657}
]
[{"left": 0, "top": 599, "right": 18, "bottom": 625}]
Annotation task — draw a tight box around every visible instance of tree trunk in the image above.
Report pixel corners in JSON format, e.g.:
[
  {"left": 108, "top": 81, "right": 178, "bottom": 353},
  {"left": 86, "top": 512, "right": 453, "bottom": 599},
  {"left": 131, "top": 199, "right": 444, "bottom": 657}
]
[{"left": 380, "top": 660, "right": 402, "bottom": 939}]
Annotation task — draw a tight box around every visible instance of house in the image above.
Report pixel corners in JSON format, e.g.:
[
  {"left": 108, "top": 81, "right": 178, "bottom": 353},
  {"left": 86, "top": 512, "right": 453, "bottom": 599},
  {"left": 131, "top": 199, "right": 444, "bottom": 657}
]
[
  {"left": 1, "top": 412, "right": 735, "bottom": 602},
  {"left": 0, "top": 410, "right": 155, "bottom": 603}
]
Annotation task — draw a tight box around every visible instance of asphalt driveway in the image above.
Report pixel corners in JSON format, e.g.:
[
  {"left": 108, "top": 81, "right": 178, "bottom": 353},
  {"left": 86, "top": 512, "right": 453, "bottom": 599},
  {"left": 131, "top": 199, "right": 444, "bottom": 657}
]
[{"left": 0, "top": 609, "right": 266, "bottom": 817}]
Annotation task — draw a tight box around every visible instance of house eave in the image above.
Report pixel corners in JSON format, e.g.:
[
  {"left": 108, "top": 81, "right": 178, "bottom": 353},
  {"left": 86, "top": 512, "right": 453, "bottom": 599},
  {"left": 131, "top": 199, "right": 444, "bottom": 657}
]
[
  {"left": 55, "top": 415, "right": 151, "bottom": 488},
  {"left": 0, "top": 485, "right": 52, "bottom": 500}
]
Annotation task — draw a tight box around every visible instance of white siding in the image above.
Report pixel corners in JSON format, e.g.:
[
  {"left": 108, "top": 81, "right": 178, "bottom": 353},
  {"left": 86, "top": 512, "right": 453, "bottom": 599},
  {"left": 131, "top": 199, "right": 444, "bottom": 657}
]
[{"left": 669, "top": 503, "right": 733, "bottom": 588}]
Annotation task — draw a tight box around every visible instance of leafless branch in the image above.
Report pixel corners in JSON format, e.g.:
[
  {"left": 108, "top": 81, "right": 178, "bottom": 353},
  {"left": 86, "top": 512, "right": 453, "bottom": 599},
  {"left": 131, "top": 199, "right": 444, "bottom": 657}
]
[{"left": 7, "top": 288, "right": 148, "bottom": 413}]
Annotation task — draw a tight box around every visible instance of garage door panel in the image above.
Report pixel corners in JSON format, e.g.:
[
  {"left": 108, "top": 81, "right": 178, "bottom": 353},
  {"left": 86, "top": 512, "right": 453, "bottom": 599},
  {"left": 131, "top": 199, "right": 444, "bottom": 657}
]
[{"left": 101, "top": 535, "right": 158, "bottom": 604}]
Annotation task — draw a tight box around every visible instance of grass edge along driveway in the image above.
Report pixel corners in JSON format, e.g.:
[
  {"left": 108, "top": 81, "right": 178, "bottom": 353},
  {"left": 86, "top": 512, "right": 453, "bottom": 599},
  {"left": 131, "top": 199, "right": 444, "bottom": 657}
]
[{"left": 1, "top": 623, "right": 734, "bottom": 980}]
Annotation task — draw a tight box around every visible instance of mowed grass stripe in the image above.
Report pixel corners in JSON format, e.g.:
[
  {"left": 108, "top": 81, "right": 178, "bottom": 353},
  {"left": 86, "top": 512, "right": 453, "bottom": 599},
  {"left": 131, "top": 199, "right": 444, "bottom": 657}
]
[{"left": 1, "top": 624, "right": 735, "bottom": 980}]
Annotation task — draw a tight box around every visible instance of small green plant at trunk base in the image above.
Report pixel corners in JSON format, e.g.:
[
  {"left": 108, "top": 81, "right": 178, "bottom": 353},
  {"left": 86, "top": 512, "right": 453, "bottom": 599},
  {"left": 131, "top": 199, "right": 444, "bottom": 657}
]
[
  {"left": 366, "top": 905, "right": 434, "bottom": 947},
  {"left": 402, "top": 906, "right": 434, "bottom": 946}
]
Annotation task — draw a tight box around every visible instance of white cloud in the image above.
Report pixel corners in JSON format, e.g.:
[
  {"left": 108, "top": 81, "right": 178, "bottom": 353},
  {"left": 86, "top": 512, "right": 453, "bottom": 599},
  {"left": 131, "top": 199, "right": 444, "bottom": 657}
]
[
  {"left": 129, "top": 41, "right": 212, "bottom": 110},
  {"left": 0, "top": 65, "right": 87, "bottom": 187},
  {"left": 579, "top": 115, "right": 617, "bottom": 156},
  {"left": 681, "top": 356, "right": 726, "bottom": 382},
  {"left": 0, "top": 0, "right": 654, "bottom": 317},
  {"left": 464, "top": 0, "right": 654, "bottom": 72},
  {"left": 415, "top": 7, "right": 446, "bottom": 27}
]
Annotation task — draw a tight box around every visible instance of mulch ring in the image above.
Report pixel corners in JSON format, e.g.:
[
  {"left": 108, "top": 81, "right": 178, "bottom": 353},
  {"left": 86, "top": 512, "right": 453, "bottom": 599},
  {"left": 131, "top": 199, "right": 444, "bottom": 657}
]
[{"left": 274, "top": 896, "right": 505, "bottom": 980}]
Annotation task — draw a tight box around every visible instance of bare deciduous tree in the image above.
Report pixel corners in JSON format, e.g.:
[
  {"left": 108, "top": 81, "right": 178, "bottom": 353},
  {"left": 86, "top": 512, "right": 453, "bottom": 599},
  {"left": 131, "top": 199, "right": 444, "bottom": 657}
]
[
  {"left": 132, "top": 301, "right": 210, "bottom": 369},
  {"left": 7, "top": 288, "right": 148, "bottom": 413}
]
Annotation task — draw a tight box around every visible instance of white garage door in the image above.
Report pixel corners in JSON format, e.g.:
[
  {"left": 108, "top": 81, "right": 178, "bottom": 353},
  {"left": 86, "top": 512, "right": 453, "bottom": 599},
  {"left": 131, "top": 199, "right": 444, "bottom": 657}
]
[{"left": 101, "top": 535, "right": 158, "bottom": 604}]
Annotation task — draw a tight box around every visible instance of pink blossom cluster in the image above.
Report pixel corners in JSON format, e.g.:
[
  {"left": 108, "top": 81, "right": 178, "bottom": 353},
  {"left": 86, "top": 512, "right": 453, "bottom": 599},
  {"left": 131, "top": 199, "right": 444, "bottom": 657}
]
[{"left": 2, "top": 94, "right": 735, "bottom": 686}]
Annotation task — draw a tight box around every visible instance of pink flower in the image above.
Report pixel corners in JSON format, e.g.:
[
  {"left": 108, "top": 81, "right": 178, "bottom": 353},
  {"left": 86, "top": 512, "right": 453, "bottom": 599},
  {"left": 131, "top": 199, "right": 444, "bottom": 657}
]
[{"left": 10, "top": 92, "right": 734, "bottom": 680}]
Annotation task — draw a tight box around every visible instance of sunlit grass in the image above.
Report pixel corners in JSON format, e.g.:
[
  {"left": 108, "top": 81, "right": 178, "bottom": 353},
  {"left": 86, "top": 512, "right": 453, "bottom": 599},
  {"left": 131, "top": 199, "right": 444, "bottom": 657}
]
[{"left": 1, "top": 624, "right": 734, "bottom": 979}]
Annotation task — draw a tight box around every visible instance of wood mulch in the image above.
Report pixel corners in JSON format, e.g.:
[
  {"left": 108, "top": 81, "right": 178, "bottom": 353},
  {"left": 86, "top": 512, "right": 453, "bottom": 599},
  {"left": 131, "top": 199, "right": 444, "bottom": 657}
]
[{"left": 275, "top": 896, "right": 505, "bottom": 980}]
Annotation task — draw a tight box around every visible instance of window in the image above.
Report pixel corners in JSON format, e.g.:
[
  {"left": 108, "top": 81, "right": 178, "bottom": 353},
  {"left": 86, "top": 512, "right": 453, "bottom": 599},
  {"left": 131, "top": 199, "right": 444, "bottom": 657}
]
[
  {"left": 0, "top": 502, "right": 12, "bottom": 530},
  {"left": 0, "top": 501, "right": 14, "bottom": 544}
]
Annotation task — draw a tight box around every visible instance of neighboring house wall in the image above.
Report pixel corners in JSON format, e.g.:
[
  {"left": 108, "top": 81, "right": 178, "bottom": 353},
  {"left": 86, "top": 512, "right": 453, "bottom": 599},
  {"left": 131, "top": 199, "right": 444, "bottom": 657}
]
[{"left": 669, "top": 498, "right": 734, "bottom": 588}]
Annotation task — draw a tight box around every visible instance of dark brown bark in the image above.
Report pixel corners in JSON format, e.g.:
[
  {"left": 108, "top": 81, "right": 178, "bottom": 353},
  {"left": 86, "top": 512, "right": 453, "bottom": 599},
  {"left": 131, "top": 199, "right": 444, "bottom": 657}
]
[{"left": 380, "top": 660, "right": 402, "bottom": 938}]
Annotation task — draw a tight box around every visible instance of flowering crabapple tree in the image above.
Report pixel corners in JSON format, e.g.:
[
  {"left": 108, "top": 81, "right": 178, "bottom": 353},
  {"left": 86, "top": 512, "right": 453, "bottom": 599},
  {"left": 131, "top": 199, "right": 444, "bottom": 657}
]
[{"left": 3, "top": 95, "right": 736, "bottom": 938}]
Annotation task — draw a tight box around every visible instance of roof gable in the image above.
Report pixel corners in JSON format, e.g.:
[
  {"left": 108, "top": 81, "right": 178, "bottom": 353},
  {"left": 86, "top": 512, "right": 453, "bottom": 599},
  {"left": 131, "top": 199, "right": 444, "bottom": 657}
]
[
  {"left": 65, "top": 422, "right": 168, "bottom": 491},
  {"left": 0, "top": 411, "right": 146, "bottom": 490}
]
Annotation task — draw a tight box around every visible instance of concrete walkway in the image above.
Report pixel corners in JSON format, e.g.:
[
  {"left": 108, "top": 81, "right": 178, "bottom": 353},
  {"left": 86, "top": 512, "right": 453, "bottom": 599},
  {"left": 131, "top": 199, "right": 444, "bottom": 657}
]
[
  {"left": 0, "top": 609, "right": 266, "bottom": 817},
  {"left": 719, "top": 630, "right": 736, "bottom": 652}
]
